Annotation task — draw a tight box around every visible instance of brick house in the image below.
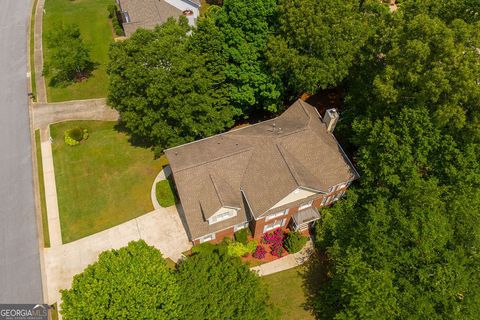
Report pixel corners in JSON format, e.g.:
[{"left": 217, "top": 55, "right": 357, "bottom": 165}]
[{"left": 165, "top": 99, "right": 359, "bottom": 244}]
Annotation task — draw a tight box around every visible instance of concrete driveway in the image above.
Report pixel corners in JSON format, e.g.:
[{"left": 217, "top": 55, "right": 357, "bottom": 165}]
[{"left": 44, "top": 206, "right": 191, "bottom": 304}]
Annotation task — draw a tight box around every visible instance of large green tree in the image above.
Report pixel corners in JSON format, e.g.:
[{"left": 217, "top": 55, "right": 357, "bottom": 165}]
[
  {"left": 61, "top": 241, "right": 179, "bottom": 319},
  {"left": 177, "top": 250, "right": 273, "bottom": 320},
  {"left": 198, "top": 0, "right": 282, "bottom": 114},
  {"left": 314, "top": 108, "right": 480, "bottom": 319},
  {"left": 43, "top": 23, "right": 94, "bottom": 86},
  {"left": 401, "top": 0, "right": 480, "bottom": 23},
  {"left": 344, "top": 13, "right": 480, "bottom": 142},
  {"left": 108, "top": 18, "right": 238, "bottom": 152},
  {"left": 266, "top": 0, "right": 371, "bottom": 98}
]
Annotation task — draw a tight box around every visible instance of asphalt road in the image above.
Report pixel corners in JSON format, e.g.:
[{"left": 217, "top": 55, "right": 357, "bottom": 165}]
[{"left": 0, "top": 0, "right": 44, "bottom": 303}]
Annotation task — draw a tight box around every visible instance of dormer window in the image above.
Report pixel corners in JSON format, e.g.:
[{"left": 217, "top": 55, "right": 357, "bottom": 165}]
[{"left": 209, "top": 208, "right": 237, "bottom": 225}]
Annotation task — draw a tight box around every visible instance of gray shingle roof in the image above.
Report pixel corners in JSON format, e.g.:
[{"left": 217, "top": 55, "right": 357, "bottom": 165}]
[
  {"left": 118, "top": 0, "right": 183, "bottom": 37},
  {"left": 165, "top": 99, "right": 359, "bottom": 240}
]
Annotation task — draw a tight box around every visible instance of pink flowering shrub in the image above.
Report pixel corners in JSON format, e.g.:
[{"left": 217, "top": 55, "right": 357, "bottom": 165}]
[
  {"left": 262, "top": 228, "right": 285, "bottom": 257},
  {"left": 253, "top": 245, "right": 267, "bottom": 259}
]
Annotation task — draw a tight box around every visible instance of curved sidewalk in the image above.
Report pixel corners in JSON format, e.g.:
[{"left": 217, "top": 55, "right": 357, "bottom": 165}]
[{"left": 251, "top": 240, "right": 314, "bottom": 276}]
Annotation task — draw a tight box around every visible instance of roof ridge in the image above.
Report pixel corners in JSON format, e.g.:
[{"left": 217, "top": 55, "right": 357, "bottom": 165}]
[
  {"left": 172, "top": 147, "right": 253, "bottom": 172},
  {"left": 164, "top": 119, "right": 279, "bottom": 152},
  {"left": 208, "top": 173, "right": 224, "bottom": 206},
  {"left": 275, "top": 143, "right": 301, "bottom": 186},
  {"left": 298, "top": 99, "right": 312, "bottom": 120}
]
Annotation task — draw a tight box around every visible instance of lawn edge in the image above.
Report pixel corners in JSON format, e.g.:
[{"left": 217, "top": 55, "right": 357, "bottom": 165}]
[{"left": 35, "top": 130, "right": 51, "bottom": 247}]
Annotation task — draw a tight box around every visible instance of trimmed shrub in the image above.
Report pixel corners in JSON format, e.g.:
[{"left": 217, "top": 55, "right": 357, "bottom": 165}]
[
  {"left": 191, "top": 242, "right": 228, "bottom": 256},
  {"left": 234, "top": 228, "right": 249, "bottom": 245},
  {"left": 227, "top": 240, "right": 257, "bottom": 257},
  {"left": 64, "top": 127, "right": 88, "bottom": 146},
  {"left": 253, "top": 245, "right": 267, "bottom": 259},
  {"left": 107, "top": 4, "right": 124, "bottom": 36},
  {"left": 107, "top": 4, "right": 116, "bottom": 18},
  {"left": 284, "top": 231, "right": 308, "bottom": 254}
]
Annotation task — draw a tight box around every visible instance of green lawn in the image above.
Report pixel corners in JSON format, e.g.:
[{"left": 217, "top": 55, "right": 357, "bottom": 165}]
[
  {"left": 50, "top": 121, "right": 163, "bottom": 243},
  {"left": 35, "top": 130, "right": 50, "bottom": 247},
  {"left": 156, "top": 178, "right": 178, "bottom": 207},
  {"left": 263, "top": 267, "right": 316, "bottom": 320},
  {"left": 43, "top": 0, "right": 114, "bottom": 102}
]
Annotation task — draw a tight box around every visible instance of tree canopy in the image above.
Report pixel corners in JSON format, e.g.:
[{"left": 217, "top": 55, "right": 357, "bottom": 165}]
[
  {"left": 315, "top": 108, "right": 480, "bottom": 319},
  {"left": 266, "top": 0, "right": 371, "bottom": 98},
  {"left": 43, "top": 23, "right": 94, "bottom": 86},
  {"left": 193, "top": 0, "right": 282, "bottom": 113},
  {"left": 104, "top": 3, "right": 480, "bottom": 317},
  {"left": 177, "top": 250, "right": 273, "bottom": 320},
  {"left": 60, "top": 241, "right": 179, "bottom": 319},
  {"left": 108, "top": 18, "right": 238, "bottom": 152},
  {"left": 61, "top": 242, "right": 273, "bottom": 320},
  {"left": 312, "top": 2, "right": 480, "bottom": 317}
]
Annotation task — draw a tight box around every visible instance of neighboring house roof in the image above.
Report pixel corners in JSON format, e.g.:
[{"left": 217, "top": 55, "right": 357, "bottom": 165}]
[
  {"left": 165, "top": 99, "right": 359, "bottom": 240},
  {"left": 118, "top": 0, "right": 183, "bottom": 37}
]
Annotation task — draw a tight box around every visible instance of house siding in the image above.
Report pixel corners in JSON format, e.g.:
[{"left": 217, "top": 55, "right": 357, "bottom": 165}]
[
  {"left": 197, "top": 185, "right": 350, "bottom": 244},
  {"left": 193, "top": 226, "right": 236, "bottom": 245},
  {"left": 252, "top": 186, "right": 350, "bottom": 239}
]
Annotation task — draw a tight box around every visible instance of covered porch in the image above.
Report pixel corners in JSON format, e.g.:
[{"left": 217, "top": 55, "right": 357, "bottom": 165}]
[{"left": 290, "top": 207, "right": 321, "bottom": 232}]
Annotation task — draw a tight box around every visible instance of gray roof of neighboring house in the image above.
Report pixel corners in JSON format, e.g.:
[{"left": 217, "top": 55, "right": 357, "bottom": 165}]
[
  {"left": 118, "top": 0, "right": 183, "bottom": 37},
  {"left": 165, "top": 99, "right": 359, "bottom": 240}
]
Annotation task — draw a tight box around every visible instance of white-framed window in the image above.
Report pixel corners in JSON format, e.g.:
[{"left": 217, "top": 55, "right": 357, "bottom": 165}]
[
  {"left": 337, "top": 183, "right": 347, "bottom": 190},
  {"left": 199, "top": 233, "right": 216, "bottom": 243},
  {"left": 321, "top": 196, "right": 331, "bottom": 206},
  {"left": 263, "top": 218, "right": 286, "bottom": 233},
  {"left": 299, "top": 200, "right": 313, "bottom": 211},
  {"left": 209, "top": 209, "right": 237, "bottom": 224},
  {"left": 265, "top": 209, "right": 288, "bottom": 222},
  {"left": 334, "top": 191, "right": 345, "bottom": 201},
  {"left": 234, "top": 222, "right": 249, "bottom": 232}
]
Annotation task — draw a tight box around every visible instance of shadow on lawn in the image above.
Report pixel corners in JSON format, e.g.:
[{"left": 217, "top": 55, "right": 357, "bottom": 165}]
[
  {"left": 113, "top": 121, "right": 156, "bottom": 151},
  {"left": 299, "top": 250, "right": 337, "bottom": 320}
]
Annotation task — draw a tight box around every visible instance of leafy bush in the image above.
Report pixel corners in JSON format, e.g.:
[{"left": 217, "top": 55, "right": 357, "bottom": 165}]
[
  {"left": 43, "top": 23, "right": 94, "bottom": 85},
  {"left": 263, "top": 229, "right": 285, "bottom": 257},
  {"left": 107, "top": 4, "right": 124, "bottom": 36},
  {"left": 227, "top": 240, "right": 257, "bottom": 257},
  {"left": 64, "top": 127, "right": 89, "bottom": 146},
  {"left": 191, "top": 242, "right": 228, "bottom": 256},
  {"left": 284, "top": 231, "right": 308, "bottom": 253},
  {"left": 253, "top": 245, "right": 267, "bottom": 259},
  {"left": 234, "top": 228, "right": 249, "bottom": 245},
  {"left": 112, "top": 18, "right": 124, "bottom": 36},
  {"left": 107, "top": 4, "right": 116, "bottom": 18}
]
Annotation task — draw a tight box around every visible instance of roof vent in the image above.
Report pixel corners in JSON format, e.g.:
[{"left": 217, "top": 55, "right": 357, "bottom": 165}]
[{"left": 323, "top": 109, "right": 339, "bottom": 133}]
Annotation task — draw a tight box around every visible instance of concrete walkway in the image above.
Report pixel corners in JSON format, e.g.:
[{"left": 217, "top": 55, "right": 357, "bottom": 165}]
[
  {"left": 33, "top": 0, "right": 46, "bottom": 103},
  {"left": 251, "top": 240, "right": 315, "bottom": 276},
  {"left": 33, "top": 98, "right": 119, "bottom": 129},
  {"left": 39, "top": 127, "right": 62, "bottom": 247},
  {"left": 43, "top": 206, "right": 191, "bottom": 305}
]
